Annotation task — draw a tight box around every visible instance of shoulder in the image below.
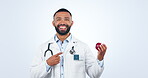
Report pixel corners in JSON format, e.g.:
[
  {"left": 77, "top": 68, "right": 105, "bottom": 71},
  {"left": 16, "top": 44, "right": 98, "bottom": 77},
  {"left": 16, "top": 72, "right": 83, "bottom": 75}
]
[
  {"left": 72, "top": 36, "right": 89, "bottom": 48},
  {"left": 39, "top": 37, "right": 54, "bottom": 49}
]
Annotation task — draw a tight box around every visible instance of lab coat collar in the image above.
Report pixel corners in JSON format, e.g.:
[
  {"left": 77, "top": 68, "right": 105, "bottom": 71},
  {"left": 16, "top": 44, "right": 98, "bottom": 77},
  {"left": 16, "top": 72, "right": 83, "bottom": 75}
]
[
  {"left": 54, "top": 34, "right": 72, "bottom": 43},
  {"left": 47, "top": 34, "right": 78, "bottom": 46}
]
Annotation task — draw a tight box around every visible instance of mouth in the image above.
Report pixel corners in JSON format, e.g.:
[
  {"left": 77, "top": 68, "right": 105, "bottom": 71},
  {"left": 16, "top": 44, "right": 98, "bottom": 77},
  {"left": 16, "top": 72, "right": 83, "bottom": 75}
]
[
  {"left": 55, "top": 24, "right": 71, "bottom": 35},
  {"left": 59, "top": 26, "right": 67, "bottom": 31}
]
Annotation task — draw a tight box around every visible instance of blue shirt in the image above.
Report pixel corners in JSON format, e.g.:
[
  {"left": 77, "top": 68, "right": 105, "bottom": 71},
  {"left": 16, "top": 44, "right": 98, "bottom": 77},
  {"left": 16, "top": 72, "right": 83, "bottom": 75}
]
[{"left": 45, "top": 34, "right": 104, "bottom": 78}]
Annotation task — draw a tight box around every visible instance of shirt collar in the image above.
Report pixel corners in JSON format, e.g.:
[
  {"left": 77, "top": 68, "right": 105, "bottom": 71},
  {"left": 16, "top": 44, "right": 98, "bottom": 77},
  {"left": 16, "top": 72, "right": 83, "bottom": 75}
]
[{"left": 54, "top": 34, "right": 72, "bottom": 42}]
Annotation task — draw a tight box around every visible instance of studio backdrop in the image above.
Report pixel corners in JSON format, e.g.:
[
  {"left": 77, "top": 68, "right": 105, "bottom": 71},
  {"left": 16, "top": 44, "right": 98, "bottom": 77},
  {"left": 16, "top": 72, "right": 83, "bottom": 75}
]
[{"left": 0, "top": 0, "right": 148, "bottom": 78}]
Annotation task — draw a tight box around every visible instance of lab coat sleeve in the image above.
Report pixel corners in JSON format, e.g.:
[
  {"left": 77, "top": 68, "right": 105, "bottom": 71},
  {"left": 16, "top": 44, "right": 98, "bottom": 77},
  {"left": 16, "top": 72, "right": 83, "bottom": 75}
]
[
  {"left": 30, "top": 46, "right": 52, "bottom": 78},
  {"left": 85, "top": 45, "right": 104, "bottom": 78},
  {"left": 45, "top": 62, "right": 52, "bottom": 72},
  {"left": 97, "top": 60, "right": 104, "bottom": 68}
]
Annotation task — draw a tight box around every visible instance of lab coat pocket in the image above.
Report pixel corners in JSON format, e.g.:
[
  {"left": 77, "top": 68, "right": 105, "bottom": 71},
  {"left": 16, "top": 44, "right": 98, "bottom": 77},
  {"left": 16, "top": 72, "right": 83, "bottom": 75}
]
[{"left": 72, "top": 55, "right": 85, "bottom": 72}]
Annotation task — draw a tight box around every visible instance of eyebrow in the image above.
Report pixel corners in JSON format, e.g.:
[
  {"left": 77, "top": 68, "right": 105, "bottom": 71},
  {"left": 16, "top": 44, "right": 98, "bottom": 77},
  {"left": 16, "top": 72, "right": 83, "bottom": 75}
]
[
  {"left": 55, "top": 17, "right": 70, "bottom": 19},
  {"left": 56, "top": 17, "right": 61, "bottom": 19},
  {"left": 65, "top": 17, "right": 69, "bottom": 19}
]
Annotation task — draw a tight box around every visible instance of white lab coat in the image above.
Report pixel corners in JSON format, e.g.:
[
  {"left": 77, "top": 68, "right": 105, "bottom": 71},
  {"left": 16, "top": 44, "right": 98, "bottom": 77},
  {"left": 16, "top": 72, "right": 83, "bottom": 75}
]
[{"left": 30, "top": 36, "right": 104, "bottom": 78}]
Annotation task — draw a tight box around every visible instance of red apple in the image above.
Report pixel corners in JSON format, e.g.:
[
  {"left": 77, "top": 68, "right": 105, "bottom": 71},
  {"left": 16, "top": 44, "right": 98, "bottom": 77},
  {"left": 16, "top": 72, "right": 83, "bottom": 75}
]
[{"left": 95, "top": 42, "right": 101, "bottom": 50}]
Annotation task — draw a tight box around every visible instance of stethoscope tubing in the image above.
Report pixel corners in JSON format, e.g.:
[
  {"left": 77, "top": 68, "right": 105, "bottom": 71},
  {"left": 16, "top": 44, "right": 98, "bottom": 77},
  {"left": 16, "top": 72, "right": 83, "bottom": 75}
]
[
  {"left": 44, "top": 43, "right": 53, "bottom": 57},
  {"left": 44, "top": 42, "right": 76, "bottom": 57}
]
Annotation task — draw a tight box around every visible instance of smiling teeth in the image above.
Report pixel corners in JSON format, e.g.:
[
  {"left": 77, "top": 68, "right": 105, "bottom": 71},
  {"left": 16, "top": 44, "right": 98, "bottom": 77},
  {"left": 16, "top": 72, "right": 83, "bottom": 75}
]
[{"left": 60, "top": 26, "right": 66, "bottom": 29}]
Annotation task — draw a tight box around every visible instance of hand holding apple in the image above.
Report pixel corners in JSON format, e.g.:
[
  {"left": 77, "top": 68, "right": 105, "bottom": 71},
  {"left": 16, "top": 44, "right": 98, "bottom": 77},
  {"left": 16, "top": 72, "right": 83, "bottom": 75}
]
[{"left": 96, "top": 42, "right": 107, "bottom": 61}]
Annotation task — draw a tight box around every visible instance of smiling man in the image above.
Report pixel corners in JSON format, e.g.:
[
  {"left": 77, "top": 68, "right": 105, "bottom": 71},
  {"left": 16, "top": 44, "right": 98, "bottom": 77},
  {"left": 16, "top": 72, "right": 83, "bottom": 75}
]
[{"left": 30, "top": 8, "right": 107, "bottom": 78}]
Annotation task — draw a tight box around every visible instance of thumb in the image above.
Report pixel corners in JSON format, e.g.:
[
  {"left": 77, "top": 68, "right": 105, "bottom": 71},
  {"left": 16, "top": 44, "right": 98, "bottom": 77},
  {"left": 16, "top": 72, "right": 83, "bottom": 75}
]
[{"left": 54, "top": 52, "right": 63, "bottom": 57}]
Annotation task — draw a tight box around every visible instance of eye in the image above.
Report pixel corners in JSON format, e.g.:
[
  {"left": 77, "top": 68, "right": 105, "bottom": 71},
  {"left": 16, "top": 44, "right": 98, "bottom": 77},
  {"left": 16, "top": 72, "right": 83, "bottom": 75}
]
[
  {"left": 56, "top": 17, "right": 61, "bottom": 21},
  {"left": 57, "top": 19, "right": 60, "bottom": 21},
  {"left": 65, "top": 17, "right": 70, "bottom": 21}
]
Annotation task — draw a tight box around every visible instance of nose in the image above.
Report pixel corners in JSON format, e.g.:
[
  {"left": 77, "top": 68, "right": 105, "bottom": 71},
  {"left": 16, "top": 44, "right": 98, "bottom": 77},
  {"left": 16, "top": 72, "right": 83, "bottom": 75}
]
[{"left": 59, "top": 20, "right": 66, "bottom": 25}]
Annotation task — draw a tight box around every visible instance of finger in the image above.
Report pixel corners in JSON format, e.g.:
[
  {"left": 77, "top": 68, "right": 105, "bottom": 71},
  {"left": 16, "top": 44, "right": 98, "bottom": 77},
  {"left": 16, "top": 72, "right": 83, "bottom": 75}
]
[
  {"left": 103, "top": 44, "right": 107, "bottom": 50},
  {"left": 55, "top": 59, "right": 60, "bottom": 63},
  {"left": 102, "top": 44, "right": 106, "bottom": 51},
  {"left": 99, "top": 45, "right": 104, "bottom": 52},
  {"left": 55, "top": 52, "right": 63, "bottom": 57},
  {"left": 56, "top": 61, "right": 60, "bottom": 64},
  {"left": 97, "top": 47, "right": 101, "bottom": 52},
  {"left": 55, "top": 56, "right": 60, "bottom": 60}
]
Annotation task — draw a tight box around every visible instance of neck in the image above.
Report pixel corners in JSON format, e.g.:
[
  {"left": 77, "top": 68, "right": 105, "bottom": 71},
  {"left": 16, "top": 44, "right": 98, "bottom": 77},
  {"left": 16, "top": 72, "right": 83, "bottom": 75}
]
[{"left": 56, "top": 33, "right": 70, "bottom": 42}]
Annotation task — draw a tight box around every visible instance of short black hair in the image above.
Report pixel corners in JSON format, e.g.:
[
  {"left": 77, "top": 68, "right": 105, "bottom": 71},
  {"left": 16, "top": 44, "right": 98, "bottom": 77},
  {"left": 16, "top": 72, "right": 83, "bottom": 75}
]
[{"left": 53, "top": 8, "right": 72, "bottom": 18}]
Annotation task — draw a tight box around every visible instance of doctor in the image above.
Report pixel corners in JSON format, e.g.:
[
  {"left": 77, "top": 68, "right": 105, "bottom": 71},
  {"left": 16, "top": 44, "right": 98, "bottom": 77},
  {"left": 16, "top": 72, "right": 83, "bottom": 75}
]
[{"left": 30, "top": 8, "right": 107, "bottom": 78}]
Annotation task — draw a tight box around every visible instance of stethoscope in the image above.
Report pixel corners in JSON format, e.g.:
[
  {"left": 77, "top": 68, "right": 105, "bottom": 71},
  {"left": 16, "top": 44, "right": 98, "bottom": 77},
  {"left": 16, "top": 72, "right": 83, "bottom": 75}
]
[
  {"left": 44, "top": 42, "right": 76, "bottom": 57},
  {"left": 69, "top": 46, "right": 76, "bottom": 54},
  {"left": 44, "top": 43, "right": 53, "bottom": 57}
]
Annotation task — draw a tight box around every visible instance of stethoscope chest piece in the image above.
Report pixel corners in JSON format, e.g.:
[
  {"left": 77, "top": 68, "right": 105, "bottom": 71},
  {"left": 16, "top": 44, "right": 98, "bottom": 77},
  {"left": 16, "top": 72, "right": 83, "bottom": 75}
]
[{"left": 70, "top": 46, "right": 76, "bottom": 54}]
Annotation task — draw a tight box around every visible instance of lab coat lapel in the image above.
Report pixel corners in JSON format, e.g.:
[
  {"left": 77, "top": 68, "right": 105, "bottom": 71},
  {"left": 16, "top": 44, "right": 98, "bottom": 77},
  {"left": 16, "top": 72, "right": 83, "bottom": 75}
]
[
  {"left": 47, "top": 36, "right": 61, "bottom": 78},
  {"left": 64, "top": 36, "right": 77, "bottom": 55},
  {"left": 48, "top": 36, "right": 60, "bottom": 55}
]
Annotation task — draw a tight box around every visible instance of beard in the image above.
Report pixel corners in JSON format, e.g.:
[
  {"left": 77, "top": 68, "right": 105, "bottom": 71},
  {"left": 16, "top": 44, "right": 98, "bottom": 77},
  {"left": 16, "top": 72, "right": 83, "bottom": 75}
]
[{"left": 55, "top": 24, "right": 71, "bottom": 35}]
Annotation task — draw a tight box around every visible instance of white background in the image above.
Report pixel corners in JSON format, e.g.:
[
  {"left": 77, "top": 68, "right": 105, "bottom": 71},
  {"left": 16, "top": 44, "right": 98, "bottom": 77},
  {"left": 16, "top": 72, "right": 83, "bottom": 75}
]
[{"left": 0, "top": 0, "right": 148, "bottom": 78}]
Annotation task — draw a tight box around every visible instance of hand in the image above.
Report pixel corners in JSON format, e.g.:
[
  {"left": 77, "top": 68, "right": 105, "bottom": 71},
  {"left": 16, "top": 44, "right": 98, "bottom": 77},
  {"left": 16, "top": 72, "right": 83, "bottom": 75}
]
[
  {"left": 97, "top": 44, "right": 107, "bottom": 61},
  {"left": 46, "top": 52, "right": 63, "bottom": 66}
]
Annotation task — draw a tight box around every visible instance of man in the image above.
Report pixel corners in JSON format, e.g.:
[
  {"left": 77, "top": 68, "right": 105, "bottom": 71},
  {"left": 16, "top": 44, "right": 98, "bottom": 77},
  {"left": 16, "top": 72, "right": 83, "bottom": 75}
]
[{"left": 30, "top": 8, "right": 107, "bottom": 78}]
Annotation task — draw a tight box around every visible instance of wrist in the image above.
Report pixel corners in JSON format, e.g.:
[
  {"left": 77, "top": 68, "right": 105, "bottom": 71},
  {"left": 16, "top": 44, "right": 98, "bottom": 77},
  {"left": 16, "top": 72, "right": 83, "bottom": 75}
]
[
  {"left": 98, "top": 56, "right": 104, "bottom": 61},
  {"left": 46, "top": 60, "right": 52, "bottom": 66}
]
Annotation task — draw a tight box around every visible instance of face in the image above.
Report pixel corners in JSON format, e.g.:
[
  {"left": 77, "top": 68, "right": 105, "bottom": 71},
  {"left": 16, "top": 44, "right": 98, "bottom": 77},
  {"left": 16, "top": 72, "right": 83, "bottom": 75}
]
[{"left": 53, "top": 12, "right": 73, "bottom": 35}]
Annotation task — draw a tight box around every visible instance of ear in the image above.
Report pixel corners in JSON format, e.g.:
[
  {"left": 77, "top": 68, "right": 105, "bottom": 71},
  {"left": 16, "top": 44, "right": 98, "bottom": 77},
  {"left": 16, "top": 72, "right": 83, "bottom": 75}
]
[
  {"left": 71, "top": 21, "right": 74, "bottom": 26},
  {"left": 52, "top": 21, "right": 55, "bottom": 27}
]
